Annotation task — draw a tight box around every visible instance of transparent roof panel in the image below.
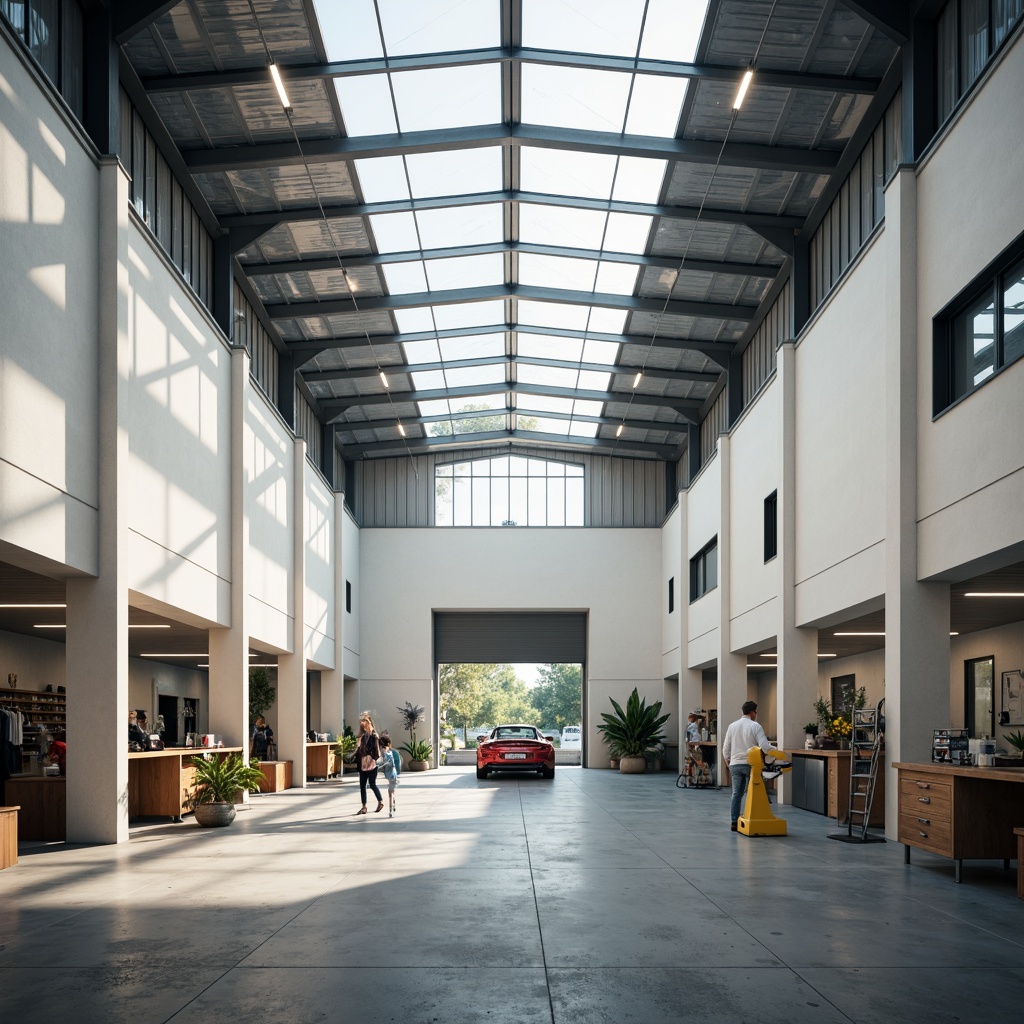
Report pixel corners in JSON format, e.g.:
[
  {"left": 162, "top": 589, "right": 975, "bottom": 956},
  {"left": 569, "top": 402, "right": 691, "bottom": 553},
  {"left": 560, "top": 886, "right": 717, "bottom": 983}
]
[
  {"left": 612, "top": 157, "right": 668, "bottom": 203},
  {"left": 521, "top": 64, "right": 630, "bottom": 134},
  {"left": 439, "top": 334, "right": 505, "bottom": 360},
  {"left": 370, "top": 211, "right": 419, "bottom": 253},
  {"left": 433, "top": 299, "right": 505, "bottom": 330},
  {"left": 520, "top": 149, "right": 617, "bottom": 200},
  {"left": 383, "top": 261, "right": 428, "bottom": 294},
  {"left": 624, "top": 75, "right": 687, "bottom": 138},
  {"left": 519, "top": 205, "right": 608, "bottom": 251},
  {"left": 394, "top": 306, "right": 435, "bottom": 333},
  {"left": 392, "top": 65, "right": 500, "bottom": 133},
  {"left": 640, "top": 0, "right": 707, "bottom": 63},
  {"left": 521, "top": 395, "right": 604, "bottom": 417},
  {"left": 354, "top": 156, "right": 410, "bottom": 203},
  {"left": 604, "top": 212, "right": 654, "bottom": 254},
  {"left": 517, "top": 364, "right": 611, "bottom": 391},
  {"left": 522, "top": 0, "right": 645, "bottom": 57},
  {"left": 401, "top": 338, "right": 440, "bottom": 363},
  {"left": 595, "top": 261, "right": 639, "bottom": 295},
  {"left": 519, "top": 254, "right": 597, "bottom": 293},
  {"left": 315, "top": 0, "right": 382, "bottom": 62},
  {"left": 517, "top": 301, "right": 626, "bottom": 335},
  {"left": 406, "top": 147, "right": 503, "bottom": 198},
  {"left": 583, "top": 338, "right": 620, "bottom": 363},
  {"left": 425, "top": 253, "right": 503, "bottom": 291},
  {"left": 419, "top": 392, "right": 506, "bottom": 416},
  {"left": 415, "top": 205, "right": 503, "bottom": 249},
  {"left": 336, "top": 75, "right": 397, "bottom": 136},
  {"left": 517, "top": 333, "right": 583, "bottom": 361},
  {"left": 377, "top": 0, "right": 499, "bottom": 56},
  {"left": 413, "top": 364, "right": 504, "bottom": 390}
]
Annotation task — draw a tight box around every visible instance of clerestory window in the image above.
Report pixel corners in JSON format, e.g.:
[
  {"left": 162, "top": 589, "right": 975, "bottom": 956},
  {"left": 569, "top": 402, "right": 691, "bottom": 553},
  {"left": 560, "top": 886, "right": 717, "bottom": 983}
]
[{"left": 435, "top": 456, "right": 584, "bottom": 527}]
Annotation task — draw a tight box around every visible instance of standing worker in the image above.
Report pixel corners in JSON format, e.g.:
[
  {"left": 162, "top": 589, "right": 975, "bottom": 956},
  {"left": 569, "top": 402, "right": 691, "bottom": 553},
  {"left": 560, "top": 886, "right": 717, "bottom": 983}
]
[{"left": 721, "top": 700, "right": 777, "bottom": 832}]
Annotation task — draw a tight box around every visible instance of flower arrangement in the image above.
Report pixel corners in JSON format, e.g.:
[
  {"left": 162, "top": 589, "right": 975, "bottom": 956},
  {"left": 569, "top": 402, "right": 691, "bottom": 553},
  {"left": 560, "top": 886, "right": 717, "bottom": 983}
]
[{"left": 830, "top": 717, "right": 852, "bottom": 739}]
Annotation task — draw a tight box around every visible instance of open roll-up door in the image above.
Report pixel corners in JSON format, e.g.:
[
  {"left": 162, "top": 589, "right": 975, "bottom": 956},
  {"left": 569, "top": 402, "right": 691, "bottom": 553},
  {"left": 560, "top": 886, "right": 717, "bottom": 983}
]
[{"left": 433, "top": 612, "right": 587, "bottom": 665}]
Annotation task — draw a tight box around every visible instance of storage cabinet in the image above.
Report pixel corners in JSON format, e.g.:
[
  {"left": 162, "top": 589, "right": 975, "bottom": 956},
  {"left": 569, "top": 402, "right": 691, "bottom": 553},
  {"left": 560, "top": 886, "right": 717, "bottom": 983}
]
[{"left": 791, "top": 750, "right": 885, "bottom": 826}]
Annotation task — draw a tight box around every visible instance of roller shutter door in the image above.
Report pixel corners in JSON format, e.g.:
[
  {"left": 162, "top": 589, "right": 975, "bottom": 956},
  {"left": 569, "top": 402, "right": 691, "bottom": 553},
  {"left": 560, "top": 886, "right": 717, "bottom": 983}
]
[{"left": 434, "top": 612, "right": 586, "bottom": 665}]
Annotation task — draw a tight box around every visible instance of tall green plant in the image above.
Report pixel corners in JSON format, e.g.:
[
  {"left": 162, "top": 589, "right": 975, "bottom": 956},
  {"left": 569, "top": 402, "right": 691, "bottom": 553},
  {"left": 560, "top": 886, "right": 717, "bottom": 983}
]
[
  {"left": 190, "top": 754, "right": 264, "bottom": 805},
  {"left": 597, "top": 688, "right": 670, "bottom": 758},
  {"left": 249, "top": 667, "right": 276, "bottom": 725}
]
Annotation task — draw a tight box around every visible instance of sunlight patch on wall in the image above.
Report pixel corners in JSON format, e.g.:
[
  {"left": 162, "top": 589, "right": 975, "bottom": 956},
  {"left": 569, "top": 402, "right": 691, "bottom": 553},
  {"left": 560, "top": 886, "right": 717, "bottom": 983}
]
[
  {"left": 0, "top": 125, "right": 29, "bottom": 222},
  {"left": 28, "top": 262, "right": 65, "bottom": 310}
]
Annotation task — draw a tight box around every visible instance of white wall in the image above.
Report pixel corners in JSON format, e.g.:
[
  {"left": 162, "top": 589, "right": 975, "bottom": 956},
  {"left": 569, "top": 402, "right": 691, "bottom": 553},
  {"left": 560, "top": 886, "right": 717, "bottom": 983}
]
[
  {"left": 0, "top": 629, "right": 65, "bottom": 689},
  {"left": 0, "top": 37, "right": 99, "bottom": 574},
  {"left": 341, "top": 503, "right": 361, "bottom": 679},
  {"left": 685, "top": 455, "right": 721, "bottom": 668},
  {"left": 661, "top": 502, "right": 681, "bottom": 679},
  {"left": 359, "top": 526, "right": 661, "bottom": 766},
  {"left": 794, "top": 238, "right": 887, "bottom": 625},
  {"left": 916, "top": 33, "right": 1024, "bottom": 581},
  {"left": 304, "top": 463, "right": 335, "bottom": 668}
]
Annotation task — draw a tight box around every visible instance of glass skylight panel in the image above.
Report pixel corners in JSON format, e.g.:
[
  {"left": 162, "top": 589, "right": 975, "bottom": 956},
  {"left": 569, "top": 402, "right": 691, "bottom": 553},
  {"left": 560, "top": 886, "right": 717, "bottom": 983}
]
[
  {"left": 336, "top": 75, "right": 397, "bottom": 136},
  {"left": 568, "top": 421, "right": 600, "bottom": 438},
  {"left": 433, "top": 299, "right": 504, "bottom": 331},
  {"left": 405, "top": 148, "right": 502, "bottom": 199},
  {"left": 383, "top": 261, "right": 428, "bottom": 294},
  {"left": 519, "top": 254, "right": 597, "bottom": 293},
  {"left": 582, "top": 338, "right": 620, "bottom": 364},
  {"left": 519, "top": 205, "right": 606, "bottom": 251},
  {"left": 394, "top": 306, "right": 435, "bottom": 333},
  {"left": 369, "top": 212, "right": 419, "bottom": 253},
  {"left": 315, "top": 0, "right": 382, "bottom": 61},
  {"left": 416, "top": 205, "right": 503, "bottom": 249},
  {"left": 521, "top": 64, "right": 630, "bottom": 134},
  {"left": 517, "top": 300, "right": 590, "bottom": 331},
  {"left": 411, "top": 369, "right": 447, "bottom": 390},
  {"left": 624, "top": 75, "right": 687, "bottom": 138},
  {"left": 520, "top": 149, "right": 616, "bottom": 200},
  {"left": 439, "top": 334, "right": 504, "bottom": 360},
  {"left": 587, "top": 307, "right": 628, "bottom": 334},
  {"left": 392, "top": 65, "right": 500, "bottom": 133},
  {"left": 425, "top": 253, "right": 503, "bottom": 291},
  {"left": 401, "top": 338, "right": 440, "bottom": 364},
  {"left": 520, "top": 394, "right": 576, "bottom": 415},
  {"left": 455, "top": 417, "right": 502, "bottom": 435},
  {"left": 353, "top": 156, "right": 410, "bottom": 203},
  {"left": 528, "top": 417, "right": 571, "bottom": 436},
  {"left": 377, "top": 0, "right": 499, "bottom": 56},
  {"left": 517, "top": 364, "right": 611, "bottom": 391},
  {"left": 604, "top": 212, "right": 653, "bottom": 254},
  {"left": 612, "top": 157, "right": 668, "bottom": 204},
  {"left": 452, "top": 393, "right": 505, "bottom": 413},
  {"left": 595, "top": 261, "right": 639, "bottom": 295},
  {"left": 640, "top": 0, "right": 706, "bottom": 63},
  {"left": 522, "top": 0, "right": 645, "bottom": 57},
  {"left": 441, "top": 365, "right": 505, "bottom": 389},
  {"left": 517, "top": 333, "right": 582, "bottom": 361}
]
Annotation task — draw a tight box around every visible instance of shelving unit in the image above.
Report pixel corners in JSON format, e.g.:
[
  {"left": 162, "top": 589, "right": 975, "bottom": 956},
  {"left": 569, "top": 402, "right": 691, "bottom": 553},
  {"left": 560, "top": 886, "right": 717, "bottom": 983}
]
[{"left": 0, "top": 688, "right": 67, "bottom": 762}]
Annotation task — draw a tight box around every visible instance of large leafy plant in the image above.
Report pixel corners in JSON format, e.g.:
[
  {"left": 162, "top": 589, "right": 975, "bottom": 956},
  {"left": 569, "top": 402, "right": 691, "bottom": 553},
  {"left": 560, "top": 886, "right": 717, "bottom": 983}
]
[
  {"left": 397, "top": 701, "right": 431, "bottom": 760},
  {"left": 400, "top": 738, "right": 434, "bottom": 762},
  {"left": 190, "top": 754, "right": 264, "bottom": 805},
  {"left": 597, "top": 688, "right": 670, "bottom": 758}
]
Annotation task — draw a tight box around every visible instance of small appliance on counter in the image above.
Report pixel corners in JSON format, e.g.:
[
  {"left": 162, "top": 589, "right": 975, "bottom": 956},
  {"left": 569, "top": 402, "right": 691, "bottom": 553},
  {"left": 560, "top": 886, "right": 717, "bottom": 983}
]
[
  {"left": 971, "top": 738, "right": 997, "bottom": 766},
  {"left": 932, "top": 728, "right": 970, "bottom": 764}
]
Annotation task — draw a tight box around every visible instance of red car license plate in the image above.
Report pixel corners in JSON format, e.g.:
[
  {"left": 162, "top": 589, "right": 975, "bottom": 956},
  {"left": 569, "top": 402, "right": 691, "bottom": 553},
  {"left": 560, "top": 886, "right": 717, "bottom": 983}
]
[{"left": 504, "top": 752, "right": 527, "bottom": 759}]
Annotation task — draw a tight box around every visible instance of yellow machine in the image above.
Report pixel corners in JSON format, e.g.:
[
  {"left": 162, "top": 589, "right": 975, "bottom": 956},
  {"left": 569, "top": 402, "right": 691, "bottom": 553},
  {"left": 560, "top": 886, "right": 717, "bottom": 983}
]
[{"left": 737, "top": 746, "right": 793, "bottom": 837}]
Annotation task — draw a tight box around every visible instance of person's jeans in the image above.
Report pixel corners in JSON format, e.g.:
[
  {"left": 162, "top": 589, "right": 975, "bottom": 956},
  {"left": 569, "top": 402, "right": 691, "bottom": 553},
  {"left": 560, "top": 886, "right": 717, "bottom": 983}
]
[
  {"left": 730, "top": 764, "right": 752, "bottom": 823},
  {"left": 359, "top": 768, "right": 382, "bottom": 806}
]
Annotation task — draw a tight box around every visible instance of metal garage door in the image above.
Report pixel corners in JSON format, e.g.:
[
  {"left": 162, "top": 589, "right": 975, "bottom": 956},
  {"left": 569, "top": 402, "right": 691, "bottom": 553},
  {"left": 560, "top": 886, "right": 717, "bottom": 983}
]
[{"left": 433, "top": 612, "right": 587, "bottom": 665}]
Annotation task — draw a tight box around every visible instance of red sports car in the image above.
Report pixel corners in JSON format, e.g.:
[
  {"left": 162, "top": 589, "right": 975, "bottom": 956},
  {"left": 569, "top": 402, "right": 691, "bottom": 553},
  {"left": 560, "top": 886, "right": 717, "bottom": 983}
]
[{"left": 476, "top": 725, "right": 556, "bottom": 779}]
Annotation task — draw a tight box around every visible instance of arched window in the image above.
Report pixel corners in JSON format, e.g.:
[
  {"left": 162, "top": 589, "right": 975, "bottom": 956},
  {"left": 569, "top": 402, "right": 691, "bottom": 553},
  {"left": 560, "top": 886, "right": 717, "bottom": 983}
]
[{"left": 435, "top": 456, "right": 584, "bottom": 526}]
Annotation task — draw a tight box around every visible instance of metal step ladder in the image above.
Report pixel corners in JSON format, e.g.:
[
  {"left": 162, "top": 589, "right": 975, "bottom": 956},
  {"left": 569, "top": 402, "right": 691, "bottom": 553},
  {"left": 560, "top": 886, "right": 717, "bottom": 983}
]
[{"left": 843, "top": 698, "right": 885, "bottom": 841}]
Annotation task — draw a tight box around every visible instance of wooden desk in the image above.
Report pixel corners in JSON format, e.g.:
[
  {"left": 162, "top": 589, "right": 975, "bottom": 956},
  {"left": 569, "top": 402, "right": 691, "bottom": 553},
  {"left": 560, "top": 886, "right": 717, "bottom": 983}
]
[
  {"left": 306, "top": 741, "right": 336, "bottom": 780},
  {"left": 128, "top": 747, "right": 243, "bottom": 821},
  {"left": 257, "top": 760, "right": 293, "bottom": 792},
  {"left": 791, "top": 750, "right": 885, "bottom": 826},
  {"left": 895, "top": 762, "right": 1024, "bottom": 883},
  {"left": 1, "top": 806, "right": 19, "bottom": 867},
  {"left": 4, "top": 778, "right": 65, "bottom": 840}
]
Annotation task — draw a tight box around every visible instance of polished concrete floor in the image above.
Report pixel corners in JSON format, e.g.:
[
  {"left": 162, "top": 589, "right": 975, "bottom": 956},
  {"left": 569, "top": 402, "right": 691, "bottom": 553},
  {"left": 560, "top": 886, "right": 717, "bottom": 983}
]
[{"left": 1, "top": 767, "right": 1022, "bottom": 1023}]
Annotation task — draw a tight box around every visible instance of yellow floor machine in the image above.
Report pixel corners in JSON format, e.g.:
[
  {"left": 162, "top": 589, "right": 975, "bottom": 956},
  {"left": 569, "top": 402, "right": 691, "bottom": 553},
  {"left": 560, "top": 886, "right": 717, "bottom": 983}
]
[{"left": 737, "top": 746, "right": 793, "bottom": 837}]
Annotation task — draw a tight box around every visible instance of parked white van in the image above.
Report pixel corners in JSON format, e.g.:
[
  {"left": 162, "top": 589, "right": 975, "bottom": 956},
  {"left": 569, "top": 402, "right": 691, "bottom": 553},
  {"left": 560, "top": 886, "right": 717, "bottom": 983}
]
[{"left": 560, "top": 725, "right": 582, "bottom": 749}]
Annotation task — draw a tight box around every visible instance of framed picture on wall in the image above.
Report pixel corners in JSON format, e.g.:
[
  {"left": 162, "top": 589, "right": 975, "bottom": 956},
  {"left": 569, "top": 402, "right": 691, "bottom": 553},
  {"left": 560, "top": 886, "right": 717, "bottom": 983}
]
[
  {"left": 831, "top": 674, "right": 856, "bottom": 719},
  {"left": 1000, "top": 669, "right": 1024, "bottom": 725}
]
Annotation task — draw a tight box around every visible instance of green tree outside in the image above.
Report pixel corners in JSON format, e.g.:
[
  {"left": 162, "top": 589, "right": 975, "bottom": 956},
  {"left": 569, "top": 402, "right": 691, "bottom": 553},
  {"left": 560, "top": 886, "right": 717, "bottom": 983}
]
[{"left": 531, "top": 663, "right": 582, "bottom": 730}]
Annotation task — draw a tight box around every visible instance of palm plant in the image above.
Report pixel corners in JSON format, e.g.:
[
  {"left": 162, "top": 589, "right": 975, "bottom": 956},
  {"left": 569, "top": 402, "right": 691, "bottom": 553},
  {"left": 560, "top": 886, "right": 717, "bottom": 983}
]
[
  {"left": 1004, "top": 729, "right": 1024, "bottom": 754},
  {"left": 397, "top": 701, "right": 430, "bottom": 760},
  {"left": 400, "top": 737, "right": 433, "bottom": 761},
  {"left": 597, "top": 688, "right": 670, "bottom": 758},
  {"left": 190, "top": 753, "right": 264, "bottom": 805}
]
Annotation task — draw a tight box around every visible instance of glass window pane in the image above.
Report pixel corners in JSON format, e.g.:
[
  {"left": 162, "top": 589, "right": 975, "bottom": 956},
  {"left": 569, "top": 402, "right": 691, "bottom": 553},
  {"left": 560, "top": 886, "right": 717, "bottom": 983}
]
[
  {"left": 491, "top": 476, "right": 509, "bottom": 524},
  {"left": 452, "top": 475, "right": 472, "bottom": 525},
  {"left": 435, "top": 474, "right": 453, "bottom": 525},
  {"left": 936, "top": 1, "right": 958, "bottom": 123},
  {"left": 519, "top": 204, "right": 607, "bottom": 250},
  {"left": 994, "top": 0, "right": 1024, "bottom": 46},
  {"left": 425, "top": 253, "right": 503, "bottom": 290},
  {"left": 522, "top": 64, "right": 630, "bottom": 133},
  {"left": 509, "top": 476, "right": 528, "bottom": 524},
  {"left": 315, "top": 0, "right": 383, "bottom": 61},
  {"left": 416, "top": 205, "right": 503, "bottom": 248},
  {"left": 624, "top": 74, "right": 686, "bottom": 138},
  {"left": 406, "top": 148, "right": 502, "bottom": 198},
  {"left": 29, "top": 0, "right": 58, "bottom": 82},
  {"left": 453, "top": 460, "right": 470, "bottom": 476},
  {"left": 61, "top": 0, "right": 84, "bottom": 117},
  {"left": 520, "top": 149, "right": 617, "bottom": 200},
  {"left": 523, "top": 0, "right": 644, "bottom": 56},
  {"left": 518, "top": 333, "right": 582, "bottom": 361},
  {"left": 641, "top": 0, "right": 705, "bottom": 62},
  {"left": 706, "top": 542, "right": 718, "bottom": 591},
  {"left": 336, "top": 75, "right": 398, "bottom": 136},
  {"left": 383, "top": 261, "right": 428, "bottom": 294},
  {"left": 370, "top": 212, "right": 419, "bottom": 253},
  {"left": 604, "top": 212, "right": 653, "bottom": 254},
  {"left": 520, "top": 253, "right": 597, "bottom": 292},
  {"left": 596, "top": 261, "right": 638, "bottom": 294},
  {"left": 952, "top": 290, "right": 996, "bottom": 399},
  {"left": 859, "top": 142, "right": 874, "bottom": 238},
  {"left": 472, "top": 476, "right": 490, "bottom": 525},
  {"left": 612, "top": 156, "right": 667, "bottom": 203},
  {"left": 378, "top": 0, "right": 499, "bottom": 55},
  {"left": 439, "top": 334, "right": 504, "bottom": 360},
  {"left": 144, "top": 133, "right": 157, "bottom": 228},
  {"left": 568, "top": 420, "right": 599, "bottom": 438},
  {"left": 960, "top": 0, "right": 990, "bottom": 90},
  {"left": 566, "top": 476, "right": 584, "bottom": 524},
  {"left": 394, "top": 306, "right": 435, "bottom": 333},
  {"left": 588, "top": 307, "right": 628, "bottom": 334},
  {"left": 354, "top": 156, "right": 410, "bottom": 203},
  {"left": 392, "top": 65, "right": 499, "bottom": 132},
  {"left": 1003, "top": 258, "right": 1024, "bottom": 366},
  {"left": 528, "top": 477, "right": 547, "bottom": 524},
  {"left": 509, "top": 456, "right": 529, "bottom": 475},
  {"left": 433, "top": 299, "right": 504, "bottom": 331}
]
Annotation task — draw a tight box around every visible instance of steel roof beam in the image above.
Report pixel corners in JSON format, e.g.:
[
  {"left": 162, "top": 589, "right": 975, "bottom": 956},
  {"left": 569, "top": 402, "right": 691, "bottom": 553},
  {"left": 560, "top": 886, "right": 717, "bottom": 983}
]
[
  {"left": 340, "top": 430, "right": 677, "bottom": 460},
  {"left": 286, "top": 324, "right": 735, "bottom": 367},
  {"left": 141, "top": 47, "right": 880, "bottom": 95},
  {"left": 321, "top": 383, "right": 703, "bottom": 419},
  {"left": 842, "top": 2, "right": 910, "bottom": 44},
  {"left": 264, "top": 284, "right": 757, "bottom": 322},
  {"left": 244, "top": 242, "right": 775, "bottom": 280},
  {"left": 302, "top": 354, "right": 718, "bottom": 386},
  {"left": 184, "top": 123, "right": 839, "bottom": 175},
  {"left": 113, "top": 2, "right": 180, "bottom": 44}
]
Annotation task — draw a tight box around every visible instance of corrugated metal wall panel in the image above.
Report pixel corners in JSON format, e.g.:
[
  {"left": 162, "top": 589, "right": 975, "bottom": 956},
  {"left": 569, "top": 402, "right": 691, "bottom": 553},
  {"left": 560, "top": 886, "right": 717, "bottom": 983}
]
[
  {"left": 434, "top": 612, "right": 587, "bottom": 665},
  {"left": 352, "top": 450, "right": 665, "bottom": 527}
]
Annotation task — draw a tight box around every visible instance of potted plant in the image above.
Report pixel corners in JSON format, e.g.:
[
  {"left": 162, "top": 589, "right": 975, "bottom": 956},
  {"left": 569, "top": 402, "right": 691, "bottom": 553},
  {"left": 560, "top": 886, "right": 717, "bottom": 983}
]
[
  {"left": 189, "top": 753, "right": 264, "bottom": 827},
  {"left": 397, "top": 701, "right": 432, "bottom": 770},
  {"left": 803, "top": 722, "right": 818, "bottom": 749},
  {"left": 597, "top": 687, "right": 670, "bottom": 774},
  {"left": 1003, "top": 730, "right": 1024, "bottom": 758}
]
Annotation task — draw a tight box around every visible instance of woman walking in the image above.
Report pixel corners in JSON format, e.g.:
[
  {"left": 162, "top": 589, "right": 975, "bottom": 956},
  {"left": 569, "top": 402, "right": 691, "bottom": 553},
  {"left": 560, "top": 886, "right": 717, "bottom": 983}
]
[{"left": 355, "top": 712, "right": 384, "bottom": 814}]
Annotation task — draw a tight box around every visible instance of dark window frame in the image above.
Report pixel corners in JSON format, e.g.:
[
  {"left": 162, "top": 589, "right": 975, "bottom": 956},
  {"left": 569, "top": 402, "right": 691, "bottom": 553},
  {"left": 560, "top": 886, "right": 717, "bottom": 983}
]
[
  {"left": 689, "top": 536, "right": 718, "bottom": 603},
  {"left": 345, "top": 580, "right": 352, "bottom": 614},
  {"left": 764, "top": 490, "right": 778, "bottom": 563},
  {"left": 668, "top": 577, "right": 674, "bottom": 614},
  {"left": 964, "top": 654, "right": 995, "bottom": 739}
]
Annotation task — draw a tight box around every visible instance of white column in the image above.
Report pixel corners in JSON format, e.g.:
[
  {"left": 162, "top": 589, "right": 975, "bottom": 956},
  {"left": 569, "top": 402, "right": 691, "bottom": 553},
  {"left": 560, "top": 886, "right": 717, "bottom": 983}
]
[
  {"left": 776, "top": 341, "right": 819, "bottom": 800},
  {"left": 208, "top": 346, "right": 251, "bottom": 750},
  {"left": 65, "top": 158, "right": 130, "bottom": 844},
  {"left": 277, "top": 436, "right": 308, "bottom": 784},
  {"left": 883, "top": 167, "right": 951, "bottom": 836},
  {"left": 318, "top": 490, "right": 347, "bottom": 737}
]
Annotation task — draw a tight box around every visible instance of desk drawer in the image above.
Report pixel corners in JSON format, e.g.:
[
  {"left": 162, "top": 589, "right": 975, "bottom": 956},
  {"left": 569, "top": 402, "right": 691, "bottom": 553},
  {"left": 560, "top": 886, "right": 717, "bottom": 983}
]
[
  {"left": 899, "top": 811, "right": 953, "bottom": 857},
  {"left": 899, "top": 777, "right": 952, "bottom": 819}
]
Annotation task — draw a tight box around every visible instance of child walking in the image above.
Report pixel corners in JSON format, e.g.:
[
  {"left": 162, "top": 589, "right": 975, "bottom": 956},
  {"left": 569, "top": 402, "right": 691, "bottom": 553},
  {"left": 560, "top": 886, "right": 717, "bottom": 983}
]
[{"left": 380, "top": 732, "right": 400, "bottom": 817}]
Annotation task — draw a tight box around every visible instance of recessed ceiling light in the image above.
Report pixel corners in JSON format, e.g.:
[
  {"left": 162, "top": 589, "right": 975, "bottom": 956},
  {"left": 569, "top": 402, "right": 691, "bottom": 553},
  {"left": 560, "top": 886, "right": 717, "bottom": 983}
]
[
  {"left": 949, "top": 631, "right": 959, "bottom": 636},
  {"left": 964, "top": 592, "right": 1024, "bottom": 597},
  {"left": 129, "top": 624, "right": 171, "bottom": 629},
  {"left": 140, "top": 653, "right": 208, "bottom": 658},
  {"left": 833, "top": 631, "right": 885, "bottom": 636},
  {"left": 0, "top": 603, "right": 66, "bottom": 608},
  {"left": 759, "top": 653, "right": 778, "bottom": 658},
  {"left": 817, "top": 653, "right": 837, "bottom": 658},
  {"left": 33, "top": 623, "right": 66, "bottom": 629},
  {"left": 733, "top": 68, "right": 754, "bottom": 110}
]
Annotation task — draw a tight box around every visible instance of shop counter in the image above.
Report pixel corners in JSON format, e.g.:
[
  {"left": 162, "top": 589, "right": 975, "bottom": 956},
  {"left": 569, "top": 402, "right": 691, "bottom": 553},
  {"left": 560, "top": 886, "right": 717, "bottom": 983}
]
[
  {"left": 1, "top": 805, "right": 20, "bottom": 867},
  {"left": 257, "top": 760, "right": 293, "bottom": 792},
  {"left": 306, "top": 741, "right": 336, "bottom": 780},
  {"left": 128, "top": 747, "right": 243, "bottom": 821},
  {"left": 4, "top": 777, "right": 65, "bottom": 841},
  {"left": 791, "top": 749, "right": 885, "bottom": 825},
  {"left": 895, "top": 761, "right": 1024, "bottom": 883}
]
